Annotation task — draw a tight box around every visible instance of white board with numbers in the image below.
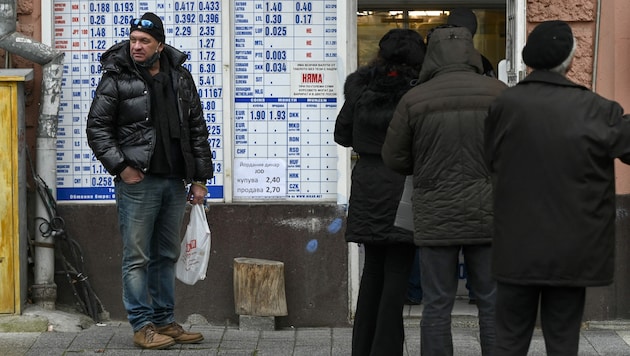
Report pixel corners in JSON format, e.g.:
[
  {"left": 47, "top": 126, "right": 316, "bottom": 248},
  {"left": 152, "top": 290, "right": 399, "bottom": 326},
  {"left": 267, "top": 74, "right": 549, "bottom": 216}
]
[{"left": 52, "top": 0, "right": 338, "bottom": 202}]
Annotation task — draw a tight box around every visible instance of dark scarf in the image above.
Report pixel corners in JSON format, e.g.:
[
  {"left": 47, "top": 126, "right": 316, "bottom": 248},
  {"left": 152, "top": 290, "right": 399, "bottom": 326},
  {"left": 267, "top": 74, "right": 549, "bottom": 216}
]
[{"left": 139, "top": 55, "right": 185, "bottom": 177}]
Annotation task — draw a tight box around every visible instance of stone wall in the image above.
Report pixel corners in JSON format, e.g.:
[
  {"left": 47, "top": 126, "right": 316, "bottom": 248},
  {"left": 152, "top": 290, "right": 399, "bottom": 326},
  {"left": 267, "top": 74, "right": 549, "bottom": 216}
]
[{"left": 56, "top": 204, "right": 351, "bottom": 327}]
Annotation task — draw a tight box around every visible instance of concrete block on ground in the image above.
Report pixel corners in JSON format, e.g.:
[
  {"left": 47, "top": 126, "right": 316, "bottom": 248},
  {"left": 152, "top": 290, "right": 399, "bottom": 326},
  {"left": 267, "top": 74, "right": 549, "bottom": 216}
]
[{"left": 239, "top": 315, "right": 275, "bottom": 331}]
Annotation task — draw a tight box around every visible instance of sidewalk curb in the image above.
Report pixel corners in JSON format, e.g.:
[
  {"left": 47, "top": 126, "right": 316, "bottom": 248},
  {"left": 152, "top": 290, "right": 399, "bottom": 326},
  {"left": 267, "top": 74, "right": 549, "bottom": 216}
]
[
  {"left": 585, "top": 320, "right": 630, "bottom": 330},
  {"left": 0, "top": 305, "right": 94, "bottom": 333}
]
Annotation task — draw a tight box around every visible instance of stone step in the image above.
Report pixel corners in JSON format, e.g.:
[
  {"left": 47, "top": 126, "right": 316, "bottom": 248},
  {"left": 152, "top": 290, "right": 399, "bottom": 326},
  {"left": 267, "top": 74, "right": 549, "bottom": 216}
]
[
  {"left": 403, "top": 298, "right": 479, "bottom": 328},
  {"left": 404, "top": 298, "right": 630, "bottom": 331}
]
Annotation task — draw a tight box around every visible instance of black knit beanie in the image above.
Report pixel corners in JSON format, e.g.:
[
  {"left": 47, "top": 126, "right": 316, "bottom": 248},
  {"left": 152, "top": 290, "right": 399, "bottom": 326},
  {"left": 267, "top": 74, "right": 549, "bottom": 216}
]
[
  {"left": 447, "top": 8, "right": 478, "bottom": 36},
  {"left": 378, "top": 29, "right": 426, "bottom": 67},
  {"left": 522, "top": 20, "right": 574, "bottom": 70},
  {"left": 130, "top": 12, "right": 165, "bottom": 43}
]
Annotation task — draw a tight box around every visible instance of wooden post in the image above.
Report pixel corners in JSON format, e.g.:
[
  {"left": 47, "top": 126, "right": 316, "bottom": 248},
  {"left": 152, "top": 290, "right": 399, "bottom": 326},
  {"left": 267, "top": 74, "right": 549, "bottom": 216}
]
[{"left": 233, "top": 257, "right": 288, "bottom": 317}]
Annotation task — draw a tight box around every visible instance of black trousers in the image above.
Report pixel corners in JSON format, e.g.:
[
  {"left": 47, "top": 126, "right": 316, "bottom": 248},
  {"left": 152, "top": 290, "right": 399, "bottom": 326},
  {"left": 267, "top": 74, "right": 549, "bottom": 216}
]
[
  {"left": 352, "top": 243, "right": 416, "bottom": 356},
  {"left": 493, "top": 282, "right": 586, "bottom": 356}
]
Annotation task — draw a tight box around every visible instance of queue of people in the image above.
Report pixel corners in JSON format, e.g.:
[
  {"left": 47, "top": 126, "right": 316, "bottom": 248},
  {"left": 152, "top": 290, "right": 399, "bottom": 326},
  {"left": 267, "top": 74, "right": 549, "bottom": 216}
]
[
  {"left": 337, "top": 9, "right": 630, "bottom": 356},
  {"left": 84, "top": 8, "right": 630, "bottom": 356}
]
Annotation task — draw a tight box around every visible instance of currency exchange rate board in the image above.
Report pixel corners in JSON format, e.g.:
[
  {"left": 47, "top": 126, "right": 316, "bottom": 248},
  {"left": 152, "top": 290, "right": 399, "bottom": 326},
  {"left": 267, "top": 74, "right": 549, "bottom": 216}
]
[{"left": 53, "top": 0, "right": 338, "bottom": 202}]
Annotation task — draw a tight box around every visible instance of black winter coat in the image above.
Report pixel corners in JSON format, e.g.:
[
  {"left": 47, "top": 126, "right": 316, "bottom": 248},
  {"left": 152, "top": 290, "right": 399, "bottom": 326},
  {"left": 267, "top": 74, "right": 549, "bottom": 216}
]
[
  {"left": 485, "top": 70, "right": 630, "bottom": 287},
  {"left": 335, "top": 66, "right": 417, "bottom": 245},
  {"left": 86, "top": 41, "right": 213, "bottom": 181},
  {"left": 382, "top": 27, "right": 507, "bottom": 246}
]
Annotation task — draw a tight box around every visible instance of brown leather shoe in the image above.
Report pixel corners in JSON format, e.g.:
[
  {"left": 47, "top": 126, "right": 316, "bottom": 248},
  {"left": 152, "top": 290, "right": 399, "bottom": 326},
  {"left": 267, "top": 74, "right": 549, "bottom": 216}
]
[
  {"left": 156, "top": 322, "right": 204, "bottom": 344},
  {"left": 133, "top": 323, "right": 175, "bottom": 349}
]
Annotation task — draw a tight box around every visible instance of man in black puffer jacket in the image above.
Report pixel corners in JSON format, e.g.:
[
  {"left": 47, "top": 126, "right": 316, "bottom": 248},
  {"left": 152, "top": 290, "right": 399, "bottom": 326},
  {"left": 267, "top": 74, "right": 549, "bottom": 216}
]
[
  {"left": 382, "top": 26, "right": 507, "bottom": 356},
  {"left": 87, "top": 12, "right": 212, "bottom": 350}
]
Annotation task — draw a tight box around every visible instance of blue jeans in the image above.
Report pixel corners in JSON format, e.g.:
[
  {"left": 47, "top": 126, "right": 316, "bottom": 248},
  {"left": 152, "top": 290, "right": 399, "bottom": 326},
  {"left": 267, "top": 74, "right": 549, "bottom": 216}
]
[
  {"left": 116, "top": 175, "right": 187, "bottom": 331},
  {"left": 420, "top": 245, "right": 496, "bottom": 356}
]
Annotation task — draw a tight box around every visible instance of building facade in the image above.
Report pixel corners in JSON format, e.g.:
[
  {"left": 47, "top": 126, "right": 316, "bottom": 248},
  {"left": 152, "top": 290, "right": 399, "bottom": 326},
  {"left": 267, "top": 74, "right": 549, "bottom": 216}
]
[{"left": 1, "top": 0, "right": 630, "bottom": 326}]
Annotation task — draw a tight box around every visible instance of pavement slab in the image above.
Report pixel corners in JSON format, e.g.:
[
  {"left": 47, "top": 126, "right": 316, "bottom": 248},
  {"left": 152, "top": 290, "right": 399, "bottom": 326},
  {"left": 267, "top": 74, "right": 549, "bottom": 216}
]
[{"left": 2, "top": 301, "right": 630, "bottom": 355}]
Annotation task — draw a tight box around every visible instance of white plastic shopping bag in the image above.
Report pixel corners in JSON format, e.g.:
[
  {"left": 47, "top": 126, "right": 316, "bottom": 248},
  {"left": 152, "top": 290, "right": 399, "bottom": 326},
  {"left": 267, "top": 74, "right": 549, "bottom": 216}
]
[
  {"left": 394, "top": 176, "right": 414, "bottom": 231},
  {"left": 176, "top": 204, "right": 211, "bottom": 285}
]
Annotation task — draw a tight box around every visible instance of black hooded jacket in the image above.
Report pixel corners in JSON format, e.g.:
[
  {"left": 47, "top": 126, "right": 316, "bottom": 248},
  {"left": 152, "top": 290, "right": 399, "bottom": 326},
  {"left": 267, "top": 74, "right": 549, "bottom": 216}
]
[
  {"left": 382, "top": 27, "right": 507, "bottom": 246},
  {"left": 86, "top": 41, "right": 213, "bottom": 181}
]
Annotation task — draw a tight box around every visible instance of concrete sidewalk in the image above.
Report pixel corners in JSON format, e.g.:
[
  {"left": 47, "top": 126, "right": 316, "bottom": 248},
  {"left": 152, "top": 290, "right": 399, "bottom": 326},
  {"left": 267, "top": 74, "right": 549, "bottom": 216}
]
[{"left": 2, "top": 301, "right": 630, "bottom": 355}]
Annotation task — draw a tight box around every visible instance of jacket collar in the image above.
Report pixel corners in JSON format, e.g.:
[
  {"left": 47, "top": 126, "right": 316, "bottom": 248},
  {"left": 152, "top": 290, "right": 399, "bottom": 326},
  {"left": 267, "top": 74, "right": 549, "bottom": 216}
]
[
  {"left": 519, "top": 70, "right": 588, "bottom": 91},
  {"left": 100, "top": 41, "right": 187, "bottom": 73}
]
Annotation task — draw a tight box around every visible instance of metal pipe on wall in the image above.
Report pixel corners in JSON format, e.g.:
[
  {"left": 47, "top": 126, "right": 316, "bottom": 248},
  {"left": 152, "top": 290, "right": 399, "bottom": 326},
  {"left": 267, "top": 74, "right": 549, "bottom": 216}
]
[{"left": 592, "top": 0, "right": 601, "bottom": 92}]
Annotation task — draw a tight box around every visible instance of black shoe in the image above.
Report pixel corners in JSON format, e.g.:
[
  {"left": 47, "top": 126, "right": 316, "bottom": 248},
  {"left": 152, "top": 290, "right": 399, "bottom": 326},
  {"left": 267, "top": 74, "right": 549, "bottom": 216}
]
[{"left": 405, "top": 297, "right": 422, "bottom": 305}]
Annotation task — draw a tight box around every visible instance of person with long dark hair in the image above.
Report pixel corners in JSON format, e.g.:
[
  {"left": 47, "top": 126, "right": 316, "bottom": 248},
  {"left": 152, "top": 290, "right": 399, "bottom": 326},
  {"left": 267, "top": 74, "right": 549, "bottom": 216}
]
[{"left": 335, "top": 29, "right": 426, "bottom": 356}]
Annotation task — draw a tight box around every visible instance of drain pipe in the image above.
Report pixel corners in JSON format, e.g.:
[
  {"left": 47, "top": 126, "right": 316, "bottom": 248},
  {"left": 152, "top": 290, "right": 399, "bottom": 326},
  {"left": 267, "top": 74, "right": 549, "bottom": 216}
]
[
  {"left": 591, "top": 0, "right": 601, "bottom": 92},
  {"left": 0, "top": 0, "right": 64, "bottom": 310}
]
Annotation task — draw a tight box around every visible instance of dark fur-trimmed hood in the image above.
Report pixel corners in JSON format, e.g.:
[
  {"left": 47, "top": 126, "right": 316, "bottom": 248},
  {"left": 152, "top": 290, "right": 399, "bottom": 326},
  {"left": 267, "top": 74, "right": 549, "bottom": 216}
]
[{"left": 339, "top": 65, "right": 419, "bottom": 155}]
